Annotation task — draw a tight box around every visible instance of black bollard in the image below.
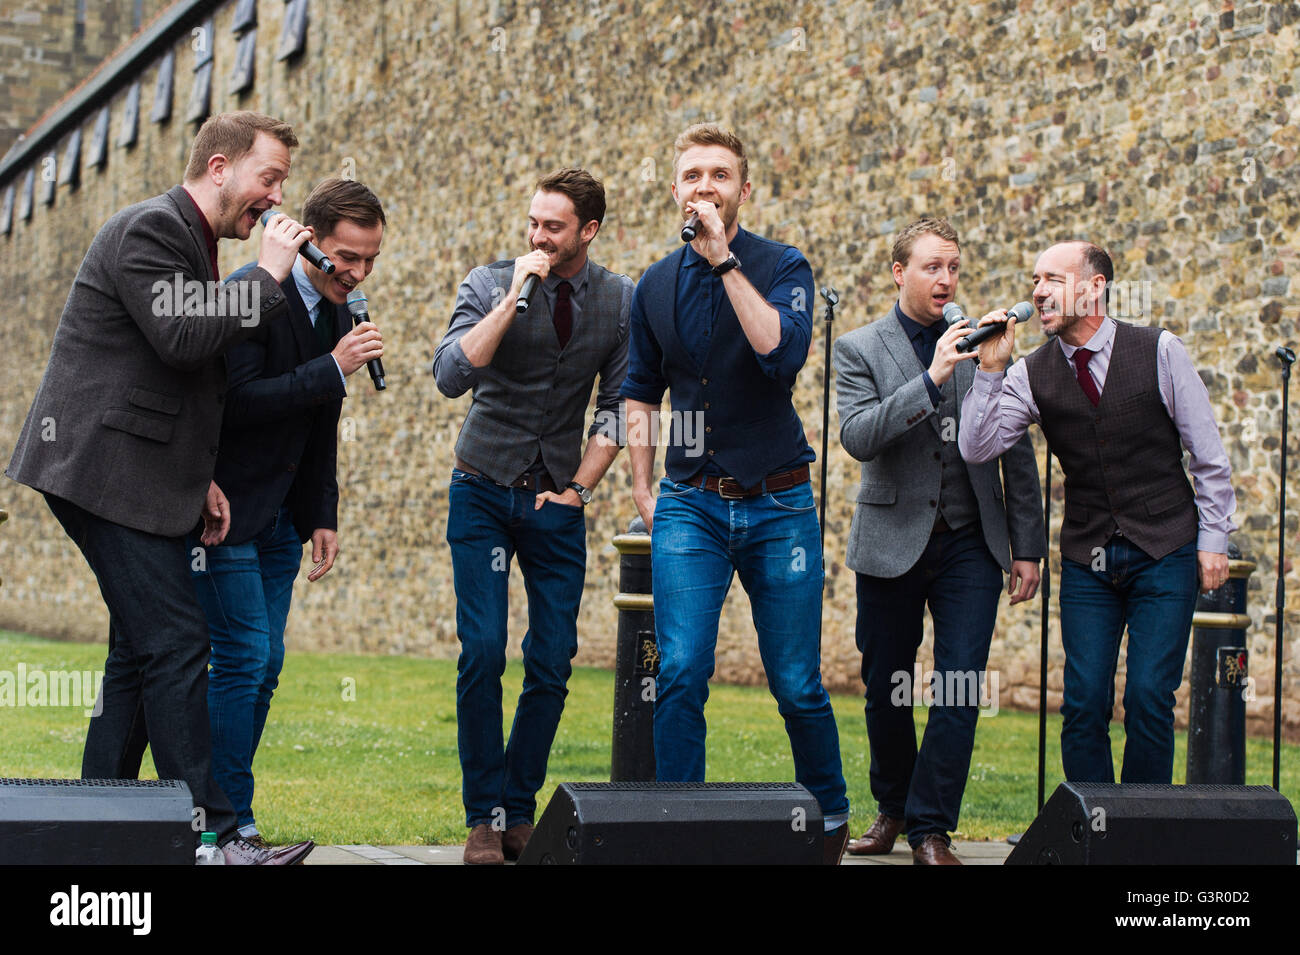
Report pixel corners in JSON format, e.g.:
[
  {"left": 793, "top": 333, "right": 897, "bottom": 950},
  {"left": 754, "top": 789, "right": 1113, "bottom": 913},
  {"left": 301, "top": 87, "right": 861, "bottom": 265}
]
[
  {"left": 1186, "top": 542, "right": 1254, "bottom": 784},
  {"left": 611, "top": 517, "right": 656, "bottom": 782}
]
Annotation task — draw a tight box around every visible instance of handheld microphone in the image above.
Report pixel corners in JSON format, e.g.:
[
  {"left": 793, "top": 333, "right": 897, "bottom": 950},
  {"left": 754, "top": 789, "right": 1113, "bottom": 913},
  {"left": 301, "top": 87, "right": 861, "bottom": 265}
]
[
  {"left": 516, "top": 274, "right": 540, "bottom": 314},
  {"left": 260, "top": 210, "right": 335, "bottom": 274},
  {"left": 954, "top": 301, "right": 1035, "bottom": 353},
  {"left": 346, "top": 289, "right": 386, "bottom": 391},
  {"left": 681, "top": 213, "right": 701, "bottom": 242}
]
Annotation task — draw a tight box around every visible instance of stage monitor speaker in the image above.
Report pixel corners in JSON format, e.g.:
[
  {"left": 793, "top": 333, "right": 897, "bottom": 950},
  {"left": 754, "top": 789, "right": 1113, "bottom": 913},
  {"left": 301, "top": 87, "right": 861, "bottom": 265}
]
[
  {"left": 517, "top": 782, "right": 824, "bottom": 864},
  {"left": 1006, "top": 782, "right": 1296, "bottom": 865},
  {"left": 0, "top": 778, "right": 196, "bottom": 865}
]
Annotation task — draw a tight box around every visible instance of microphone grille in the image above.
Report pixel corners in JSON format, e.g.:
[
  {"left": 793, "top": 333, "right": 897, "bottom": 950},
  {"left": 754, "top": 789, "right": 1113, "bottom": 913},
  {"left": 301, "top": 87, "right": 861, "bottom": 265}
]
[
  {"left": 346, "top": 289, "right": 368, "bottom": 315},
  {"left": 259, "top": 209, "right": 279, "bottom": 226},
  {"left": 1008, "top": 301, "right": 1035, "bottom": 322},
  {"left": 942, "top": 302, "right": 964, "bottom": 323}
]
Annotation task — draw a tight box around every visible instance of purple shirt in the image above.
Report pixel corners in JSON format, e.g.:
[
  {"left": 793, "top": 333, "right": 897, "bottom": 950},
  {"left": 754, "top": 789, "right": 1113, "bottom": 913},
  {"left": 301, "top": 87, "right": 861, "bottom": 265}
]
[{"left": 958, "top": 316, "right": 1237, "bottom": 553}]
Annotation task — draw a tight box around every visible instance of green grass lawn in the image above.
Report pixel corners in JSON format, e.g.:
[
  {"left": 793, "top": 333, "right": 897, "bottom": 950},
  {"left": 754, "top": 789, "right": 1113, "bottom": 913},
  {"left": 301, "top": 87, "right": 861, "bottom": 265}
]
[{"left": 2, "top": 628, "right": 1295, "bottom": 846}]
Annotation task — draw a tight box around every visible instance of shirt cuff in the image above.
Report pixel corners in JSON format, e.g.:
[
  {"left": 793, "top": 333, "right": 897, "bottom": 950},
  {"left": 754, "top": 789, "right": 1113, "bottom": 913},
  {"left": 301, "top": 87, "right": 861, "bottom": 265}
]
[
  {"left": 1197, "top": 529, "right": 1229, "bottom": 554},
  {"left": 922, "top": 371, "right": 942, "bottom": 407},
  {"left": 331, "top": 356, "right": 347, "bottom": 392}
]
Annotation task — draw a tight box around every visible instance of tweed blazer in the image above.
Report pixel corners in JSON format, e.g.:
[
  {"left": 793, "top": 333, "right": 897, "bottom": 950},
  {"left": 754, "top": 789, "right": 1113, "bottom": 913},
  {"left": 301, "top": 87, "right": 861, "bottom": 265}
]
[
  {"left": 7, "top": 185, "right": 288, "bottom": 536},
  {"left": 833, "top": 309, "right": 1046, "bottom": 578}
]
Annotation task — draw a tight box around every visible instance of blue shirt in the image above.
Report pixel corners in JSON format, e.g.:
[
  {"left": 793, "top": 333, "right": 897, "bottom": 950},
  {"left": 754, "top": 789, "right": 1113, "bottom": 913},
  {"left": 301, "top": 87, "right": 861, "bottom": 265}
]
[{"left": 621, "top": 227, "right": 816, "bottom": 478}]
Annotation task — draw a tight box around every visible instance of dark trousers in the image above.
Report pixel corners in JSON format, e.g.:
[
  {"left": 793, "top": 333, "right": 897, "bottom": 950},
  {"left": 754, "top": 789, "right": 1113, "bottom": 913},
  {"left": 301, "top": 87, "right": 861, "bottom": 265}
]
[
  {"left": 45, "top": 494, "right": 238, "bottom": 845},
  {"left": 854, "top": 523, "right": 1003, "bottom": 846}
]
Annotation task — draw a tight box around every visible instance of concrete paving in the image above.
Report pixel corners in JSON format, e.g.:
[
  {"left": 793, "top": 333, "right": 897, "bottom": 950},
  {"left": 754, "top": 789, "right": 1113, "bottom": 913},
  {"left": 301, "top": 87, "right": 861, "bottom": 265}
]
[{"left": 303, "top": 840, "right": 1014, "bottom": 865}]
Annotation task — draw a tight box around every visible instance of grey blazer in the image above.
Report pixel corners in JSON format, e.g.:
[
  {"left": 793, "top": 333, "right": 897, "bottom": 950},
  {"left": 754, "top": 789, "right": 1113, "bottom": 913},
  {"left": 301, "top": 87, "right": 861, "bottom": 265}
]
[
  {"left": 7, "top": 185, "right": 288, "bottom": 537},
  {"left": 833, "top": 309, "right": 1045, "bottom": 578}
]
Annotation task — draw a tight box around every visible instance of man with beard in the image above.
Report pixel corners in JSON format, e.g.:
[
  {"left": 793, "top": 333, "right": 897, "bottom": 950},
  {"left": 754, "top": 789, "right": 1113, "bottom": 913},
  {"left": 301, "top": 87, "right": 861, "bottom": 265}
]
[
  {"left": 7, "top": 111, "right": 314, "bottom": 864},
  {"left": 434, "top": 168, "right": 632, "bottom": 864},
  {"left": 621, "top": 124, "right": 851, "bottom": 864},
  {"left": 959, "top": 240, "right": 1236, "bottom": 784}
]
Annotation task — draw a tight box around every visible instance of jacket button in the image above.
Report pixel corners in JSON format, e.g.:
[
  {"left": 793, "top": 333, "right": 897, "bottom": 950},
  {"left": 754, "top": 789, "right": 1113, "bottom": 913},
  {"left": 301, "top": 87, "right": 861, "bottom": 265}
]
[
  {"left": 708, "top": 449, "right": 715, "bottom": 456},
  {"left": 208, "top": 446, "right": 218, "bottom": 456},
  {"left": 929, "top": 500, "right": 937, "bottom": 507},
  {"left": 701, "top": 378, "right": 708, "bottom": 385},
  {"left": 704, "top": 402, "right": 710, "bottom": 409},
  {"left": 288, "top": 463, "right": 296, "bottom": 472},
  {"left": 705, "top": 426, "right": 712, "bottom": 434},
  {"left": 933, "top": 451, "right": 941, "bottom": 461}
]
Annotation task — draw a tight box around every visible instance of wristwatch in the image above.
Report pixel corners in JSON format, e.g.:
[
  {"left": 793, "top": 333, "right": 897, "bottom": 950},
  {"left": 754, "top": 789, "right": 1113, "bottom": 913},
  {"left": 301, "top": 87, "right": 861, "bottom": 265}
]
[
  {"left": 566, "top": 481, "right": 593, "bottom": 505},
  {"left": 711, "top": 252, "right": 741, "bottom": 276}
]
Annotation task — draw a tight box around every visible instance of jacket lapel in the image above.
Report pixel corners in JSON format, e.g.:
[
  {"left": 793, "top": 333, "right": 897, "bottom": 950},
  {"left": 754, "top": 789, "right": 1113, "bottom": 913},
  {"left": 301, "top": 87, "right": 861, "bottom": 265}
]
[{"left": 166, "top": 184, "right": 215, "bottom": 283}]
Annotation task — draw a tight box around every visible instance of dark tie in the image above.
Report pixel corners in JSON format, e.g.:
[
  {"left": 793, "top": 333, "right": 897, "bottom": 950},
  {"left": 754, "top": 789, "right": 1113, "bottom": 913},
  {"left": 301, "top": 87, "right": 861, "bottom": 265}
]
[
  {"left": 313, "top": 302, "right": 334, "bottom": 352},
  {"left": 553, "top": 280, "right": 573, "bottom": 349},
  {"left": 1073, "top": 348, "right": 1101, "bottom": 406}
]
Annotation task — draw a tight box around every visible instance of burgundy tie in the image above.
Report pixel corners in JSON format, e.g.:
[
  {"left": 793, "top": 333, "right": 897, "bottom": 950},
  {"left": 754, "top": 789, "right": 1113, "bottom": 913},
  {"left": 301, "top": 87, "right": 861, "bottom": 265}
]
[
  {"left": 1073, "top": 348, "right": 1101, "bottom": 407},
  {"left": 553, "top": 280, "right": 573, "bottom": 349}
]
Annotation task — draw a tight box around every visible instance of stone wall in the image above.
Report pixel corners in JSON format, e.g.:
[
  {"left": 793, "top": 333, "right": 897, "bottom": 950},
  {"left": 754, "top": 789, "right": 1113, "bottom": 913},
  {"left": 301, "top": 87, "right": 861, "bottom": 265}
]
[{"left": 1, "top": 0, "right": 1297, "bottom": 738}]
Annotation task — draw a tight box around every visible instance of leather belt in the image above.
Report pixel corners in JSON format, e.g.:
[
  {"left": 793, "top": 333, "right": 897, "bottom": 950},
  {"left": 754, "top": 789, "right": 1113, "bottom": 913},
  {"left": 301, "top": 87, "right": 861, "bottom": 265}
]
[
  {"left": 691, "top": 465, "right": 811, "bottom": 500},
  {"left": 454, "top": 458, "right": 558, "bottom": 494}
]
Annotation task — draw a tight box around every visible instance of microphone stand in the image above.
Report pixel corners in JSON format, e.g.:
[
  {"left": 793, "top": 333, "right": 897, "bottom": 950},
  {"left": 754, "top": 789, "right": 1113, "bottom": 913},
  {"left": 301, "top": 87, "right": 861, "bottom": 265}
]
[
  {"left": 817, "top": 286, "right": 840, "bottom": 653},
  {"left": 1039, "top": 444, "right": 1052, "bottom": 812},
  {"left": 1274, "top": 346, "right": 1294, "bottom": 790}
]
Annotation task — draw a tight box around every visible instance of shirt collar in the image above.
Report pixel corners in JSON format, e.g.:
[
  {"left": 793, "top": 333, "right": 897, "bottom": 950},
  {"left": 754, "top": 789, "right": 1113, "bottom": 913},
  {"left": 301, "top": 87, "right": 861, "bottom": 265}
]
[
  {"left": 894, "top": 301, "right": 943, "bottom": 342},
  {"left": 545, "top": 258, "right": 588, "bottom": 293},
  {"left": 1057, "top": 315, "right": 1114, "bottom": 358},
  {"left": 292, "top": 259, "right": 324, "bottom": 318},
  {"left": 181, "top": 187, "right": 218, "bottom": 261}
]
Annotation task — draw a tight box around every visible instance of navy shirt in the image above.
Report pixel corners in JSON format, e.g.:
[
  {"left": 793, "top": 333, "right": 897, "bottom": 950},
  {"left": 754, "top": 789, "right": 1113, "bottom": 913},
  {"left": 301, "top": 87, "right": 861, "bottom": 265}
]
[
  {"left": 894, "top": 302, "right": 944, "bottom": 407},
  {"left": 621, "top": 227, "right": 816, "bottom": 479}
]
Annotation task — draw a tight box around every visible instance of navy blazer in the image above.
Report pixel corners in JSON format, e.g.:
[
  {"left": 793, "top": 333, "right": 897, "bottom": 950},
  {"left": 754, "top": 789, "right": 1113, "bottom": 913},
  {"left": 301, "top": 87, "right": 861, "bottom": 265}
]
[{"left": 213, "top": 263, "right": 348, "bottom": 546}]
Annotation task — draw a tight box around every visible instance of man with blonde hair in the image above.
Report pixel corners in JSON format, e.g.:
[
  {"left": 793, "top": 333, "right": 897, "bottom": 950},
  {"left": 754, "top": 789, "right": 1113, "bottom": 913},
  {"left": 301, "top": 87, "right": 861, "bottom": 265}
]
[{"left": 622, "top": 124, "right": 851, "bottom": 863}]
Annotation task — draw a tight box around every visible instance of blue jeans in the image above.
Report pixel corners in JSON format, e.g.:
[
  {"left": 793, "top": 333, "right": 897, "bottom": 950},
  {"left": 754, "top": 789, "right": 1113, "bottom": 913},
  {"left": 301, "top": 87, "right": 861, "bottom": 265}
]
[
  {"left": 1058, "top": 537, "right": 1198, "bottom": 784},
  {"left": 651, "top": 477, "right": 849, "bottom": 825},
  {"left": 446, "top": 469, "right": 586, "bottom": 828},
  {"left": 188, "top": 507, "right": 302, "bottom": 830},
  {"left": 854, "top": 522, "right": 1003, "bottom": 846}
]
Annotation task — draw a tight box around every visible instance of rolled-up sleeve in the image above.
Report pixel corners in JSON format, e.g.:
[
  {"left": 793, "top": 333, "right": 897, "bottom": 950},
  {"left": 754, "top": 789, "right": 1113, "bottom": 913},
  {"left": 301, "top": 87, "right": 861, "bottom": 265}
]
[
  {"left": 433, "top": 267, "right": 498, "bottom": 398},
  {"left": 753, "top": 246, "right": 814, "bottom": 388},
  {"left": 619, "top": 280, "right": 668, "bottom": 405},
  {"left": 591, "top": 277, "right": 633, "bottom": 442}
]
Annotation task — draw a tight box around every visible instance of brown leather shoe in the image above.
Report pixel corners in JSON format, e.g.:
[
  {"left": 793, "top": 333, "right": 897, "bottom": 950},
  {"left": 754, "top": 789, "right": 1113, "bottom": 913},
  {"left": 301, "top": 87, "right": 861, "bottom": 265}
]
[
  {"left": 463, "top": 824, "right": 504, "bottom": 865},
  {"left": 911, "top": 833, "right": 961, "bottom": 865},
  {"left": 502, "top": 822, "right": 534, "bottom": 861},
  {"left": 847, "top": 813, "right": 904, "bottom": 855},
  {"left": 823, "top": 823, "right": 850, "bottom": 865}
]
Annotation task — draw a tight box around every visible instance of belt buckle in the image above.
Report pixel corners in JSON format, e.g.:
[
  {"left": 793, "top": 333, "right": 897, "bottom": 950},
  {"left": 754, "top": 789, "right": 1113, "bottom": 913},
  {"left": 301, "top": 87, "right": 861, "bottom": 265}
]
[{"left": 717, "top": 477, "right": 745, "bottom": 500}]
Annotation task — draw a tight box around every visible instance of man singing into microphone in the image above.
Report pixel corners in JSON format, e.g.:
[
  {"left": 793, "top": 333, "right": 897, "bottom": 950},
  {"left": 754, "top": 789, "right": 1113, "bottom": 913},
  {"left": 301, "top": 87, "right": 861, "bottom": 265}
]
[
  {"left": 434, "top": 168, "right": 631, "bottom": 864},
  {"left": 190, "top": 178, "right": 385, "bottom": 851},
  {"left": 959, "top": 241, "right": 1237, "bottom": 784},
  {"left": 6, "top": 111, "right": 314, "bottom": 864},
  {"left": 621, "top": 123, "right": 851, "bottom": 863},
  {"left": 833, "top": 218, "right": 1044, "bottom": 864}
]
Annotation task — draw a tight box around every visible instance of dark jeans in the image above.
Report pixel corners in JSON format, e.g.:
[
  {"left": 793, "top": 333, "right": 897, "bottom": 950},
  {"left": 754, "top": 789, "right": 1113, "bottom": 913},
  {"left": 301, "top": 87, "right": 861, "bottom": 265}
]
[
  {"left": 854, "top": 523, "right": 1003, "bottom": 846},
  {"left": 1058, "top": 537, "right": 1198, "bottom": 784},
  {"left": 187, "top": 506, "right": 302, "bottom": 830},
  {"left": 446, "top": 469, "right": 586, "bottom": 828},
  {"left": 44, "top": 493, "right": 238, "bottom": 845}
]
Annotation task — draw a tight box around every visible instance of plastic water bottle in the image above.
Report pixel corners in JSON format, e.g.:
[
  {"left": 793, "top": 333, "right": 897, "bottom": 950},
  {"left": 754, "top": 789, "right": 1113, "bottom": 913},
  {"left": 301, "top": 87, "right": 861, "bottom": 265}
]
[{"left": 196, "top": 831, "right": 225, "bottom": 865}]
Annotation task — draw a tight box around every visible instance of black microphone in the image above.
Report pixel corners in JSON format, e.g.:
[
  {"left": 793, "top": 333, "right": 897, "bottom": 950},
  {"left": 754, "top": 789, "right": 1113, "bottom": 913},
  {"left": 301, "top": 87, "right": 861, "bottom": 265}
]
[
  {"left": 953, "top": 301, "right": 1035, "bottom": 353},
  {"left": 681, "top": 213, "right": 701, "bottom": 242},
  {"left": 260, "top": 210, "right": 335, "bottom": 274},
  {"left": 346, "top": 289, "right": 385, "bottom": 391},
  {"left": 516, "top": 274, "right": 540, "bottom": 314}
]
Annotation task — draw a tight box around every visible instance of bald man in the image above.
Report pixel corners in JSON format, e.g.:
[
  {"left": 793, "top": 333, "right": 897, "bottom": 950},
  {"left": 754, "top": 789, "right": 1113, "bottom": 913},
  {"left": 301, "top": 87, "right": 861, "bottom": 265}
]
[{"left": 958, "top": 240, "right": 1236, "bottom": 785}]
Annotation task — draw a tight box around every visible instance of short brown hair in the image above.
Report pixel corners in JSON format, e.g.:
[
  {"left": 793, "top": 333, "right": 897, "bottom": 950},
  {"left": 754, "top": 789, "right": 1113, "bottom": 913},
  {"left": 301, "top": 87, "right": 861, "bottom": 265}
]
[
  {"left": 672, "top": 123, "right": 748, "bottom": 184},
  {"left": 301, "top": 178, "right": 386, "bottom": 239},
  {"left": 892, "top": 217, "right": 960, "bottom": 267},
  {"left": 184, "top": 111, "right": 298, "bottom": 181},
  {"left": 535, "top": 168, "right": 606, "bottom": 228}
]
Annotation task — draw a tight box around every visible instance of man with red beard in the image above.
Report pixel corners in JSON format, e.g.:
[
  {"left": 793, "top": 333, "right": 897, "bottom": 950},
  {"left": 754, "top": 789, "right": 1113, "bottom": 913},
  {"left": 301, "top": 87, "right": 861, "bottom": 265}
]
[{"left": 434, "top": 168, "right": 631, "bottom": 864}]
